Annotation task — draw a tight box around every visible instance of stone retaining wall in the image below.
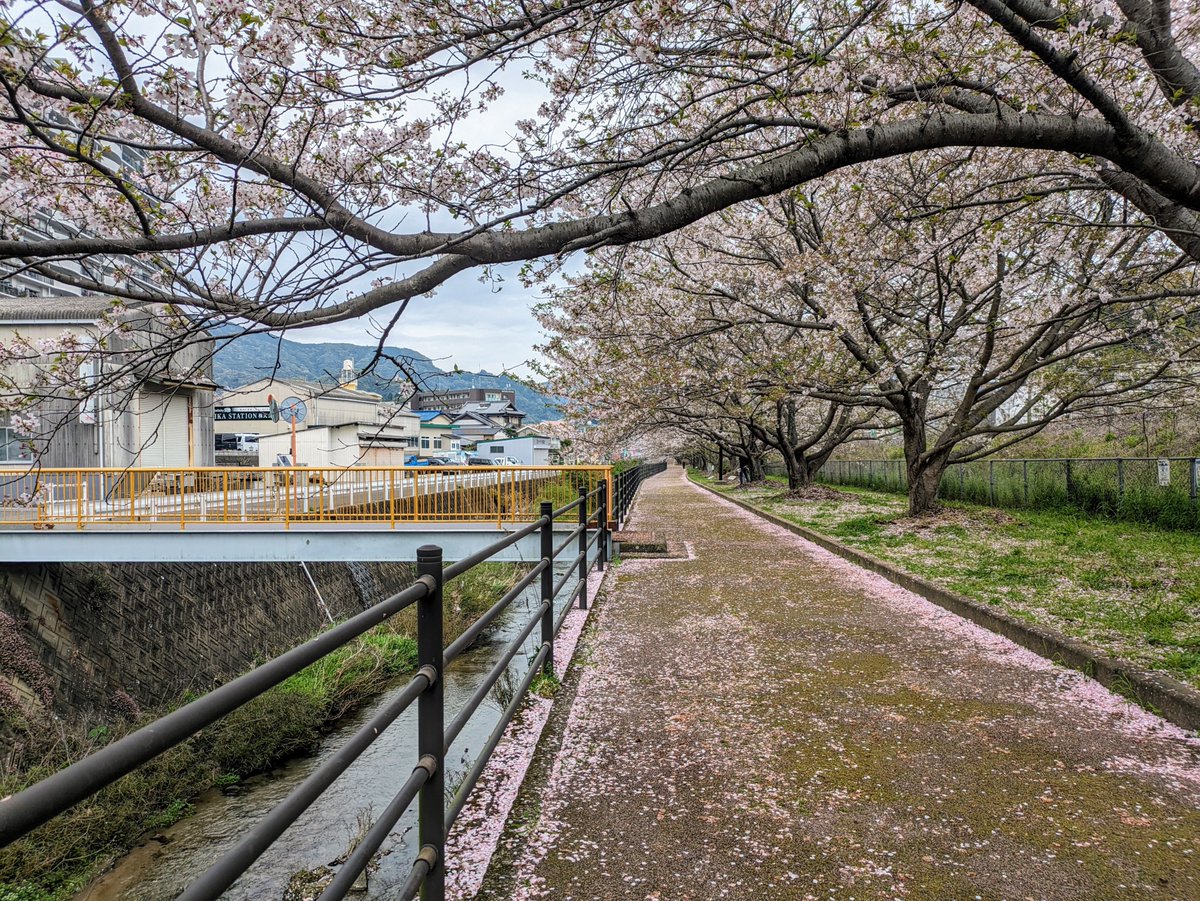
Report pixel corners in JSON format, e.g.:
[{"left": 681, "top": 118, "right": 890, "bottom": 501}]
[{"left": 0, "top": 559, "right": 416, "bottom": 720}]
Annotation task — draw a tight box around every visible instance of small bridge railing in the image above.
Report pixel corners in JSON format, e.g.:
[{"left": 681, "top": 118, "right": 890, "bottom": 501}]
[
  {"left": 0, "top": 481, "right": 618, "bottom": 901},
  {"left": 0, "top": 464, "right": 613, "bottom": 529}
]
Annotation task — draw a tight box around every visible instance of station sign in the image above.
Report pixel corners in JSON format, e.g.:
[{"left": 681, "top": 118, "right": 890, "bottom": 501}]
[{"left": 215, "top": 406, "right": 273, "bottom": 422}]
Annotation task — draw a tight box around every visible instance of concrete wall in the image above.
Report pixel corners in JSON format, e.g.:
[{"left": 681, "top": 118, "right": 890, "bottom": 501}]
[{"left": 0, "top": 559, "right": 416, "bottom": 721}]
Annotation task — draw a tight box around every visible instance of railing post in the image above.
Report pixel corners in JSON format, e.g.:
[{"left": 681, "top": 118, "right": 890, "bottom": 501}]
[
  {"left": 597, "top": 480, "right": 607, "bottom": 572},
  {"left": 540, "top": 502, "right": 554, "bottom": 675},
  {"left": 416, "top": 545, "right": 445, "bottom": 901},
  {"left": 577, "top": 485, "right": 588, "bottom": 610}
]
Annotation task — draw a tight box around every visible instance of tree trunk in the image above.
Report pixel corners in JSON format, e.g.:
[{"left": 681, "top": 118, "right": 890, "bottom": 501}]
[
  {"left": 738, "top": 453, "right": 764, "bottom": 483},
  {"left": 907, "top": 460, "right": 947, "bottom": 514},
  {"left": 748, "top": 454, "right": 765, "bottom": 482},
  {"left": 781, "top": 444, "right": 813, "bottom": 491},
  {"left": 901, "top": 413, "right": 950, "bottom": 515}
]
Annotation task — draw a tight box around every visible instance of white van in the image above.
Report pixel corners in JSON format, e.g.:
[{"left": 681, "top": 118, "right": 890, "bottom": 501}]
[{"left": 234, "top": 433, "right": 259, "bottom": 452}]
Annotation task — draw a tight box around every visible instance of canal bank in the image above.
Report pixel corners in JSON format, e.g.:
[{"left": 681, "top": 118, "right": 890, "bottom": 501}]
[
  {"left": 0, "top": 559, "right": 418, "bottom": 719},
  {"left": 65, "top": 557, "right": 603, "bottom": 901},
  {"left": 484, "top": 465, "right": 1200, "bottom": 900},
  {"left": 0, "top": 563, "right": 528, "bottom": 899}
]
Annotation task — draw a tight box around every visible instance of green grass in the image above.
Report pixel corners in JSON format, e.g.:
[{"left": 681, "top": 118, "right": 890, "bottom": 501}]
[
  {"left": 0, "top": 563, "right": 527, "bottom": 901},
  {"left": 815, "top": 458, "right": 1200, "bottom": 532},
  {"left": 692, "top": 470, "right": 1200, "bottom": 690}
]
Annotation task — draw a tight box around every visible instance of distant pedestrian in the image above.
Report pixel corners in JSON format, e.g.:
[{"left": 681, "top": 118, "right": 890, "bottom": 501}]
[{"left": 738, "top": 463, "right": 750, "bottom": 486}]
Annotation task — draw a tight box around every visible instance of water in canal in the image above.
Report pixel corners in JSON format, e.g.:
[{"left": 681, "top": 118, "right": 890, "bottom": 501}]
[{"left": 79, "top": 566, "right": 564, "bottom": 901}]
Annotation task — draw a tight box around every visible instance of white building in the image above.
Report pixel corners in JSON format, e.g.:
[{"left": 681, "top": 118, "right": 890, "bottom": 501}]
[
  {"left": 257, "top": 420, "right": 420, "bottom": 468},
  {"left": 475, "top": 435, "right": 561, "bottom": 465},
  {"left": 0, "top": 297, "right": 216, "bottom": 469},
  {"left": 216, "top": 362, "right": 405, "bottom": 437}
]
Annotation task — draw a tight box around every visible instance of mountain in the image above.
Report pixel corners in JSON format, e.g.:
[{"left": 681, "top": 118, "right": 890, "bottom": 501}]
[{"left": 211, "top": 330, "right": 561, "bottom": 423}]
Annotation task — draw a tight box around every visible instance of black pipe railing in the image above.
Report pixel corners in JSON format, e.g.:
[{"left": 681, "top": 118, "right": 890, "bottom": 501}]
[
  {"left": 612, "top": 461, "right": 667, "bottom": 527},
  {"left": 0, "top": 482, "right": 612, "bottom": 901}
]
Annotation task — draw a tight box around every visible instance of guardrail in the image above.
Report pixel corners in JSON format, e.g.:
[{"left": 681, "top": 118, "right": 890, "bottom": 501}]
[
  {"left": 612, "top": 462, "right": 667, "bottom": 526},
  {"left": 0, "top": 465, "right": 612, "bottom": 529},
  {"left": 817, "top": 456, "right": 1200, "bottom": 531},
  {"left": 0, "top": 482, "right": 610, "bottom": 901}
]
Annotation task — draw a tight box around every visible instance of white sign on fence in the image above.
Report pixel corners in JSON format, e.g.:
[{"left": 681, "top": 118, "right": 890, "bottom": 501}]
[{"left": 1158, "top": 458, "right": 1171, "bottom": 487}]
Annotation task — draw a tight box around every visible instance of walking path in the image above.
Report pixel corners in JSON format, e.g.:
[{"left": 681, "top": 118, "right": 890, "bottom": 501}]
[{"left": 485, "top": 466, "right": 1200, "bottom": 901}]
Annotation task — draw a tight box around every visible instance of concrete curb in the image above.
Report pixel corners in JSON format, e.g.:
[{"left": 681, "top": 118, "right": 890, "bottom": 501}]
[{"left": 692, "top": 477, "right": 1200, "bottom": 734}]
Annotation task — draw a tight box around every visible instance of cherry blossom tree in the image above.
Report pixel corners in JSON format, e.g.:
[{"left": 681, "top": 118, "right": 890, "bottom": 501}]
[
  {"left": 1, "top": 0, "right": 1199, "bottom": 335},
  {"left": 536, "top": 263, "right": 881, "bottom": 488},
  {"left": 546, "top": 149, "right": 1200, "bottom": 513}
]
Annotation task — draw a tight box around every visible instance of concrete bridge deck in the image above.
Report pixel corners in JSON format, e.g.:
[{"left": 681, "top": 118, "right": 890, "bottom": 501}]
[
  {"left": 0, "top": 465, "right": 611, "bottom": 562},
  {"left": 483, "top": 466, "right": 1200, "bottom": 900}
]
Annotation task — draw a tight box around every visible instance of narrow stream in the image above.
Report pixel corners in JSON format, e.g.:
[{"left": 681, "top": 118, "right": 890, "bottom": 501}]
[{"left": 79, "top": 565, "right": 562, "bottom": 901}]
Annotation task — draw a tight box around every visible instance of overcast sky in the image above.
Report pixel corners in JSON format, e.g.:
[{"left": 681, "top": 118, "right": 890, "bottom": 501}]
[
  {"left": 291, "top": 265, "right": 550, "bottom": 379},
  {"left": 287, "top": 63, "right": 562, "bottom": 379}
]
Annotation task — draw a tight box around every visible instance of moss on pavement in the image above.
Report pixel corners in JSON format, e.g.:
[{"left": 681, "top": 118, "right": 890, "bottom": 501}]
[{"left": 485, "top": 467, "right": 1200, "bottom": 901}]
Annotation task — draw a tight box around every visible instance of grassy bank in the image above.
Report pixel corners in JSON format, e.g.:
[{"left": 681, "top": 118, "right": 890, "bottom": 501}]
[
  {"left": 0, "top": 563, "right": 527, "bottom": 901},
  {"left": 692, "top": 472, "right": 1200, "bottom": 691},
  {"left": 814, "top": 456, "right": 1200, "bottom": 532}
]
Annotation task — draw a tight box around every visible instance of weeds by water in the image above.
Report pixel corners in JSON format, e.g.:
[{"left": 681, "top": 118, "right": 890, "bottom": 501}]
[
  {"left": 530, "top": 672, "right": 562, "bottom": 699},
  {"left": 0, "top": 563, "right": 526, "bottom": 901}
]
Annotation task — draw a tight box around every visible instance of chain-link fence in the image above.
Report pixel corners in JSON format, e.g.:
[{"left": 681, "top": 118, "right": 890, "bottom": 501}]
[{"left": 814, "top": 457, "right": 1200, "bottom": 530}]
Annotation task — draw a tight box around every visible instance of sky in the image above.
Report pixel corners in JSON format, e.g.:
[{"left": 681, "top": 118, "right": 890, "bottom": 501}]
[
  {"left": 291, "top": 263, "right": 550, "bottom": 379},
  {"left": 285, "top": 64, "right": 563, "bottom": 380}
]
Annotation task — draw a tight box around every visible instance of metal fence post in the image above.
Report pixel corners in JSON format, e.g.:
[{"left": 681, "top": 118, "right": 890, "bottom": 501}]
[
  {"left": 539, "top": 502, "right": 554, "bottom": 675},
  {"left": 989, "top": 461, "right": 995, "bottom": 506},
  {"left": 1065, "top": 459, "right": 1073, "bottom": 503},
  {"left": 1022, "top": 460, "right": 1028, "bottom": 504},
  {"left": 1192, "top": 459, "right": 1198, "bottom": 502},
  {"left": 597, "top": 480, "right": 607, "bottom": 572},
  {"left": 1118, "top": 458, "right": 1125, "bottom": 501},
  {"left": 577, "top": 485, "right": 589, "bottom": 610},
  {"left": 416, "top": 545, "right": 445, "bottom": 901}
]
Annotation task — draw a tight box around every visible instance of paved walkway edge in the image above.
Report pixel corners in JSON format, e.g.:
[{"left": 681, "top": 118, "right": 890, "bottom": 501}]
[
  {"left": 444, "top": 564, "right": 609, "bottom": 899},
  {"left": 691, "top": 476, "right": 1200, "bottom": 733}
]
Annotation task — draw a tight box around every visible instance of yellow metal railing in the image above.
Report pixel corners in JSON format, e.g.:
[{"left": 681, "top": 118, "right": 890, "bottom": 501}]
[{"left": 0, "top": 466, "right": 614, "bottom": 530}]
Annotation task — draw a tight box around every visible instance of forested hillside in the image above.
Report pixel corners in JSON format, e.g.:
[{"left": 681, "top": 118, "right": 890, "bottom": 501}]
[{"left": 212, "top": 331, "right": 559, "bottom": 423}]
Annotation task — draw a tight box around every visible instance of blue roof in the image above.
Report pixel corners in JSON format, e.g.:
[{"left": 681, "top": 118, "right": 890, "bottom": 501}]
[{"left": 418, "top": 411, "right": 446, "bottom": 422}]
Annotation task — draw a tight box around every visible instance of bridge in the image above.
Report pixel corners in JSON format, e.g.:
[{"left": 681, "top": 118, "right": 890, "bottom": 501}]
[{"left": 0, "top": 464, "right": 616, "bottom": 563}]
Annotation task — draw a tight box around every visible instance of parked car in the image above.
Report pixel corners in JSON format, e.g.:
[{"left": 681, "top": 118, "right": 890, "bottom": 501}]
[
  {"left": 467, "top": 456, "right": 495, "bottom": 466},
  {"left": 215, "top": 433, "right": 259, "bottom": 452},
  {"left": 427, "top": 456, "right": 462, "bottom": 466}
]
